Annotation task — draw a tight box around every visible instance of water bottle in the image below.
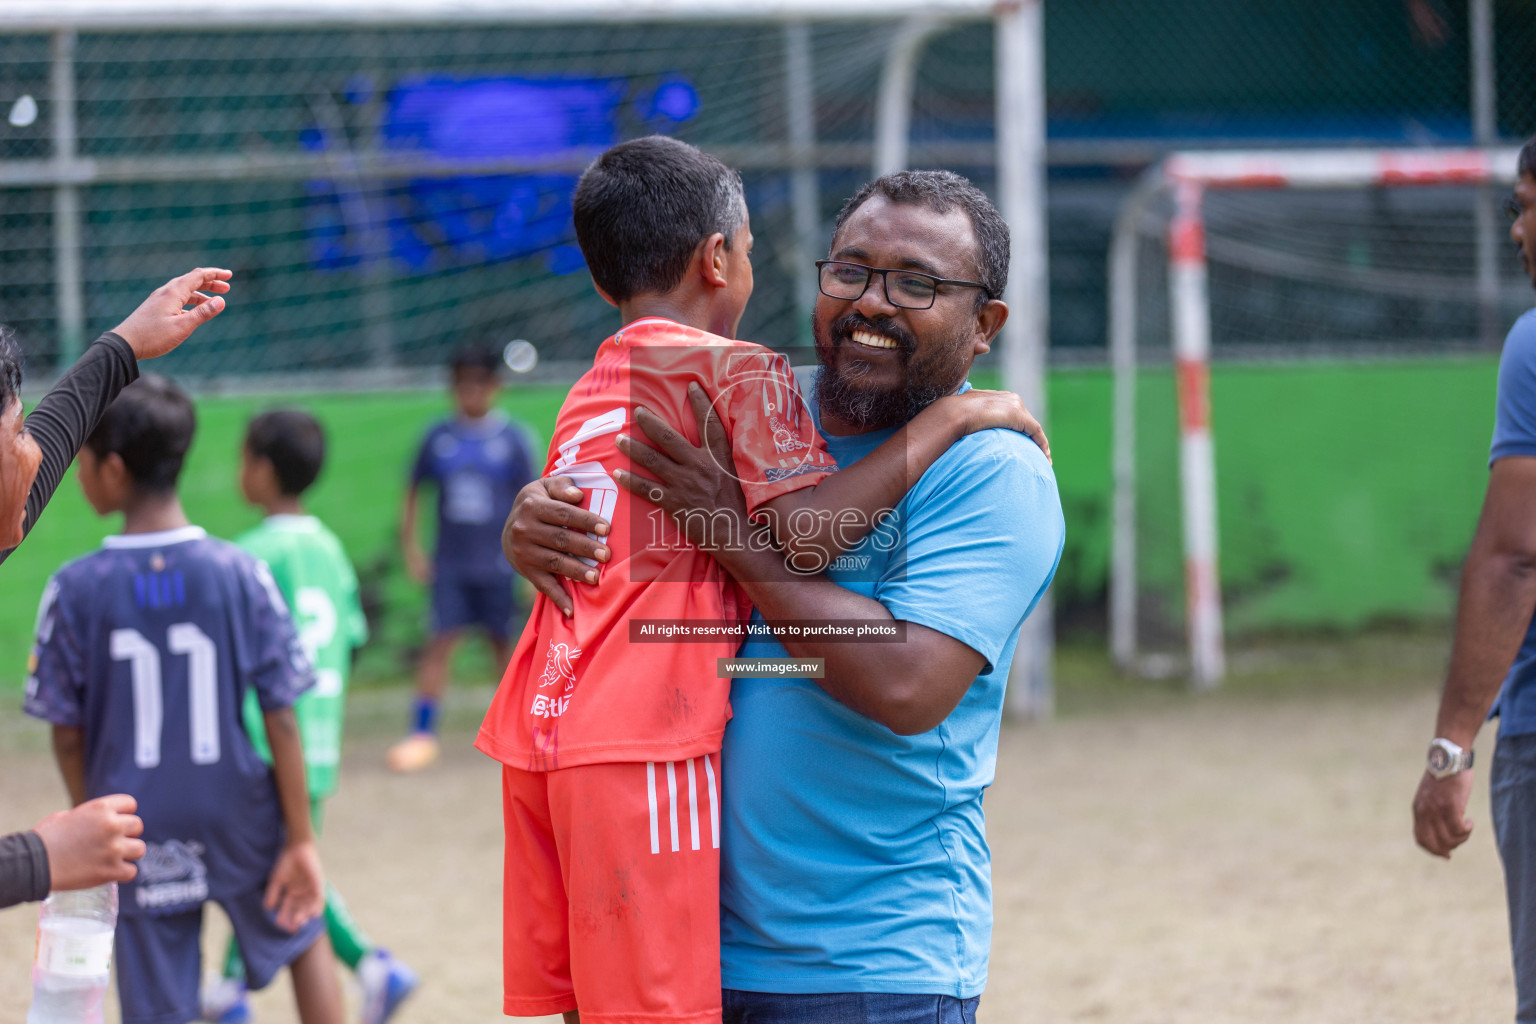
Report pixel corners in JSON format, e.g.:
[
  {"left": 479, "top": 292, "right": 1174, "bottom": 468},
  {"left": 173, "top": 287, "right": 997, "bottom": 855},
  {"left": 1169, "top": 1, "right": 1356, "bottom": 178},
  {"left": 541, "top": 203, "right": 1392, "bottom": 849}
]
[{"left": 27, "top": 883, "right": 117, "bottom": 1024}]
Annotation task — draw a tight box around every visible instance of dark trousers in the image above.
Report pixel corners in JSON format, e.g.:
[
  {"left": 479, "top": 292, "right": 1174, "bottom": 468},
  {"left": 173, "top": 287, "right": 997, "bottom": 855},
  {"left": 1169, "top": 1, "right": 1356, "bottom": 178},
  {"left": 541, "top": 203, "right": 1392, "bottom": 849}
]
[{"left": 1493, "top": 731, "right": 1536, "bottom": 1023}]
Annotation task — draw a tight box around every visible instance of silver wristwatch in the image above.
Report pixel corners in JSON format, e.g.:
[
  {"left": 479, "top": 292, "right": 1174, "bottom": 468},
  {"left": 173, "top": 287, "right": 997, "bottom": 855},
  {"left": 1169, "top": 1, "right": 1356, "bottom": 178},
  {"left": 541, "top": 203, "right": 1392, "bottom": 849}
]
[{"left": 1427, "top": 738, "right": 1474, "bottom": 780}]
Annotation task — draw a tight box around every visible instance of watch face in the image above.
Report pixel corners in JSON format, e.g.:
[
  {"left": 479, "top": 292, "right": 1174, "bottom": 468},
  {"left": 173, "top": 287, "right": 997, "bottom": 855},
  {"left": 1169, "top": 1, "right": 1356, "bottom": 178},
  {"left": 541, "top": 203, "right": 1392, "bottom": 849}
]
[{"left": 1429, "top": 746, "right": 1451, "bottom": 772}]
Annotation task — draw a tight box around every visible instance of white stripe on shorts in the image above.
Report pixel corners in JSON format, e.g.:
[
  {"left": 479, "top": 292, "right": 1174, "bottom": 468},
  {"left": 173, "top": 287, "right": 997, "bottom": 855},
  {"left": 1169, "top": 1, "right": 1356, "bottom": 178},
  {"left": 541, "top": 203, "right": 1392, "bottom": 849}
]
[
  {"left": 704, "top": 753, "right": 720, "bottom": 849},
  {"left": 666, "top": 761, "right": 680, "bottom": 853},
  {"left": 686, "top": 757, "right": 700, "bottom": 851},
  {"left": 646, "top": 762, "right": 660, "bottom": 855}
]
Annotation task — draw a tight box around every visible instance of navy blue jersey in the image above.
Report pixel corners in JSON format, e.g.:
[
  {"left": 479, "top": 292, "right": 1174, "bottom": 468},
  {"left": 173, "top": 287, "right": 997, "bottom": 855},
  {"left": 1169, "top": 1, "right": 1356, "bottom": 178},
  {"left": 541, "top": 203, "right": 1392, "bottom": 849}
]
[
  {"left": 24, "top": 526, "right": 314, "bottom": 917},
  {"left": 410, "top": 411, "right": 537, "bottom": 582}
]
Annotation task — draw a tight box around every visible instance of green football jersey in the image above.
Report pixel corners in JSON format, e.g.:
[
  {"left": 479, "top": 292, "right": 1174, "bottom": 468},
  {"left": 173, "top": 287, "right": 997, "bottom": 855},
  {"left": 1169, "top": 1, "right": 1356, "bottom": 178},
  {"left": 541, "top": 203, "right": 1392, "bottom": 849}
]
[{"left": 237, "top": 514, "right": 368, "bottom": 799}]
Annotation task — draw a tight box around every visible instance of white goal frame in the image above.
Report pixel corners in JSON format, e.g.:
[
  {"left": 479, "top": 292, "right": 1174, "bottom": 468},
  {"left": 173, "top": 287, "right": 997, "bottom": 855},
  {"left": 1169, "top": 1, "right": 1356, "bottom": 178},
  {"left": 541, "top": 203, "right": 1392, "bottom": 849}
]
[
  {"left": 1, "top": 0, "right": 1058, "bottom": 716},
  {"left": 1109, "top": 146, "right": 1521, "bottom": 689}
]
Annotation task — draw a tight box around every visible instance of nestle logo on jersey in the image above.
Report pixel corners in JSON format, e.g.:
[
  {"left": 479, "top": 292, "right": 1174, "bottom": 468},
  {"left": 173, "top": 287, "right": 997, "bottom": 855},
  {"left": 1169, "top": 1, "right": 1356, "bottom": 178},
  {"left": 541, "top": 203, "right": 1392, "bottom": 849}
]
[
  {"left": 135, "top": 839, "right": 210, "bottom": 910},
  {"left": 529, "top": 693, "right": 572, "bottom": 718},
  {"left": 770, "top": 416, "right": 809, "bottom": 454}
]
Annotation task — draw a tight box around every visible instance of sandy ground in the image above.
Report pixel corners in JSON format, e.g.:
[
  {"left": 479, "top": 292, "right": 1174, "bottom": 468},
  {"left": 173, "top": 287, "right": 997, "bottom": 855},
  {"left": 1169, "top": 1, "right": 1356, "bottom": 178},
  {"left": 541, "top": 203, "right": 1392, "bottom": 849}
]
[{"left": 0, "top": 641, "right": 1518, "bottom": 1023}]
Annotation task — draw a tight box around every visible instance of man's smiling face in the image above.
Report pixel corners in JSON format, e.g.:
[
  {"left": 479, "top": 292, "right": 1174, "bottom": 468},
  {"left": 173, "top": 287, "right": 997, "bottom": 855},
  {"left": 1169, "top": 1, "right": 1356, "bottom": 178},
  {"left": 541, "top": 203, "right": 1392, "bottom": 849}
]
[{"left": 812, "top": 194, "right": 1005, "bottom": 432}]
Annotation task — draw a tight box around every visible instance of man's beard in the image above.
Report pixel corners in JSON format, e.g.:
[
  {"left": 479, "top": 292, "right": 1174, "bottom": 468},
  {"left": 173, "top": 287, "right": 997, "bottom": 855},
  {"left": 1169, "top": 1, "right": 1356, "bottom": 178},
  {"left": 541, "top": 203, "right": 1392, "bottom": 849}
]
[{"left": 813, "top": 311, "right": 972, "bottom": 430}]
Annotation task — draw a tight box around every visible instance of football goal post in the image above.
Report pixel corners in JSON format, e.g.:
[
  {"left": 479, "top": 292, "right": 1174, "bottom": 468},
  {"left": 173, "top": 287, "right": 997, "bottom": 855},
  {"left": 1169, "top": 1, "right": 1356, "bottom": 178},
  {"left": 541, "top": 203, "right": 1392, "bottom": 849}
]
[
  {"left": 1110, "top": 146, "right": 1522, "bottom": 690},
  {"left": 2, "top": 0, "right": 1056, "bottom": 715}
]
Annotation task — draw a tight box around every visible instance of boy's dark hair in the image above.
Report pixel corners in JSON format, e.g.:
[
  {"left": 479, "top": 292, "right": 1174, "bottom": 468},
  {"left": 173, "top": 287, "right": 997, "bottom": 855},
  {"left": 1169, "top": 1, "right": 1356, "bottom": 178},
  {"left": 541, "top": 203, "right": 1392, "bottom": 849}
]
[
  {"left": 573, "top": 135, "right": 746, "bottom": 303},
  {"left": 449, "top": 343, "right": 503, "bottom": 378},
  {"left": 85, "top": 374, "right": 195, "bottom": 493},
  {"left": 245, "top": 408, "right": 326, "bottom": 496},
  {"left": 0, "top": 325, "right": 21, "bottom": 413},
  {"left": 1520, "top": 136, "right": 1536, "bottom": 181},
  {"left": 832, "top": 169, "right": 1010, "bottom": 309}
]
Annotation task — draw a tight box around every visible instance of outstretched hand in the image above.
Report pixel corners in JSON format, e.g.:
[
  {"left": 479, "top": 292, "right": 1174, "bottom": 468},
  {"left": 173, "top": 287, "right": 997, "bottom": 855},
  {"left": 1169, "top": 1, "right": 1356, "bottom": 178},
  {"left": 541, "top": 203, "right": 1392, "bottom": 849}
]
[{"left": 111, "top": 268, "right": 234, "bottom": 362}]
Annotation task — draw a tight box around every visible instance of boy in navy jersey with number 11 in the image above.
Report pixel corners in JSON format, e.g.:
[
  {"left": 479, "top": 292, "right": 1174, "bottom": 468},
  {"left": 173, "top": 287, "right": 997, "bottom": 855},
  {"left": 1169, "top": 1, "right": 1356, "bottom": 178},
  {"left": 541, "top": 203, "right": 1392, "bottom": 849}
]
[{"left": 23, "top": 375, "right": 343, "bottom": 1024}]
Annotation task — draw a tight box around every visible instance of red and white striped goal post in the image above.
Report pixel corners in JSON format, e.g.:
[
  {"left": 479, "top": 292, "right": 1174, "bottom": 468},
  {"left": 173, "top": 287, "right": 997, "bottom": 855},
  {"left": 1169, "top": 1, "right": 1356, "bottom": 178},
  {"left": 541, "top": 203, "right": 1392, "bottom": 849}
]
[{"left": 1111, "top": 146, "right": 1522, "bottom": 690}]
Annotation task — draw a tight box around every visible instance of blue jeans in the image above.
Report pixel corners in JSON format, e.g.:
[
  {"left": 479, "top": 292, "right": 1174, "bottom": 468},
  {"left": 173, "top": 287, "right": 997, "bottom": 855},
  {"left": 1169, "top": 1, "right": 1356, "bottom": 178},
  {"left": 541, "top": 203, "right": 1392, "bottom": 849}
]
[
  {"left": 721, "top": 990, "right": 980, "bottom": 1024},
  {"left": 1493, "top": 731, "right": 1536, "bottom": 1023}
]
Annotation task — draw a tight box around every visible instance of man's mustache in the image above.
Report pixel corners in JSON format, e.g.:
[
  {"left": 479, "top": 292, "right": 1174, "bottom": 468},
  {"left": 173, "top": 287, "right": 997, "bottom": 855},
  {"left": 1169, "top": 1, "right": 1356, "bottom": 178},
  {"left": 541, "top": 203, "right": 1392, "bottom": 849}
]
[{"left": 828, "top": 313, "right": 917, "bottom": 356}]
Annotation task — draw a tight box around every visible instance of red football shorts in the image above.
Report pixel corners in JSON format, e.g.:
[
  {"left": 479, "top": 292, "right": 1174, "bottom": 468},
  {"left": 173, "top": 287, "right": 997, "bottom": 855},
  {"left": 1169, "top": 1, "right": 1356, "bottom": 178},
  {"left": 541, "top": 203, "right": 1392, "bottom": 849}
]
[{"left": 500, "top": 755, "right": 722, "bottom": 1023}]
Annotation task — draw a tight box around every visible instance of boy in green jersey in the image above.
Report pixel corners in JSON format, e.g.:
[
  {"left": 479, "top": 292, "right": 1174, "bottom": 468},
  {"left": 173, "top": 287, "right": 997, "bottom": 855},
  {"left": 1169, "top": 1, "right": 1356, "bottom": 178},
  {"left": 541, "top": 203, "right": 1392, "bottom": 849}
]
[{"left": 203, "top": 409, "right": 418, "bottom": 1024}]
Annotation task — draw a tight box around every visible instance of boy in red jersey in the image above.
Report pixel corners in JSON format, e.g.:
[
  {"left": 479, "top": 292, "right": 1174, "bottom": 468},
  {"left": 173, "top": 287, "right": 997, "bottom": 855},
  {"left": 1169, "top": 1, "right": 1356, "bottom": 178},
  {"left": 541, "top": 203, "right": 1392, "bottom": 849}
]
[{"left": 476, "top": 136, "right": 1039, "bottom": 1024}]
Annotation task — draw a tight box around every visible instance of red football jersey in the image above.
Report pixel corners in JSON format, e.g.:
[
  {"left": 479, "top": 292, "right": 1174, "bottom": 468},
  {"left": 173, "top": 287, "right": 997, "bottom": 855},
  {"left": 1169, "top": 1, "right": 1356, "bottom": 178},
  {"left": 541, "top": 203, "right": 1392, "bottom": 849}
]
[{"left": 476, "top": 318, "right": 838, "bottom": 770}]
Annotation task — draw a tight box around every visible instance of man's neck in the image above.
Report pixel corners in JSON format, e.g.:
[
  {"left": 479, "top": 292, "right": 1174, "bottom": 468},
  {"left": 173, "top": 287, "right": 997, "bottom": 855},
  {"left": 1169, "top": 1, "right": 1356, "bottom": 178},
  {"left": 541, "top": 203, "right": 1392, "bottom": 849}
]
[
  {"left": 619, "top": 292, "right": 727, "bottom": 339},
  {"left": 121, "top": 492, "right": 191, "bottom": 535},
  {"left": 261, "top": 495, "right": 305, "bottom": 517}
]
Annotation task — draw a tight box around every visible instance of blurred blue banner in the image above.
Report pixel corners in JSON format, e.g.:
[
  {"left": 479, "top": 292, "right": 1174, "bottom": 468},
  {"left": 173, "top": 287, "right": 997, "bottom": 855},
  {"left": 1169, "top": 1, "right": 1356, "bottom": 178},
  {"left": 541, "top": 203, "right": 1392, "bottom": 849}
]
[{"left": 307, "top": 74, "right": 698, "bottom": 275}]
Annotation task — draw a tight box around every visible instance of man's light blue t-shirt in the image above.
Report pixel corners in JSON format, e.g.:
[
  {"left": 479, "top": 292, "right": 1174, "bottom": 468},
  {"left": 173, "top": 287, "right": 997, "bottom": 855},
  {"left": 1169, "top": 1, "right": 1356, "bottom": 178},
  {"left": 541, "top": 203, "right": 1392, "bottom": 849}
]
[
  {"left": 719, "top": 375, "right": 1065, "bottom": 998},
  {"left": 1491, "top": 309, "right": 1536, "bottom": 737}
]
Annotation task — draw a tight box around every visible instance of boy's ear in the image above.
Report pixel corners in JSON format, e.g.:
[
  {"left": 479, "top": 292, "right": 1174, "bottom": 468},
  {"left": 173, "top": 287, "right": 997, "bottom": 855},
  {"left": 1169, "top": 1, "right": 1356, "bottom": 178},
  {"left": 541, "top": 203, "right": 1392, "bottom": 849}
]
[
  {"left": 101, "top": 452, "right": 131, "bottom": 494},
  {"left": 247, "top": 452, "right": 275, "bottom": 487},
  {"left": 700, "top": 232, "right": 729, "bottom": 290},
  {"left": 592, "top": 281, "right": 619, "bottom": 309}
]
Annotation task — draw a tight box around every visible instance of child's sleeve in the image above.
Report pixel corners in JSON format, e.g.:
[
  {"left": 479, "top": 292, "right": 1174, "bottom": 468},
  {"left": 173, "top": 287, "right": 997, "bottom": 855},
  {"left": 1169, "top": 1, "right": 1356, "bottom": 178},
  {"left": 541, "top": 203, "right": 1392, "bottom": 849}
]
[
  {"left": 509, "top": 423, "right": 539, "bottom": 491},
  {"left": 341, "top": 557, "right": 369, "bottom": 651},
  {"left": 243, "top": 558, "right": 317, "bottom": 712},
  {"left": 409, "top": 426, "right": 439, "bottom": 486},
  {"left": 23, "top": 575, "right": 87, "bottom": 727},
  {"left": 716, "top": 349, "right": 839, "bottom": 515}
]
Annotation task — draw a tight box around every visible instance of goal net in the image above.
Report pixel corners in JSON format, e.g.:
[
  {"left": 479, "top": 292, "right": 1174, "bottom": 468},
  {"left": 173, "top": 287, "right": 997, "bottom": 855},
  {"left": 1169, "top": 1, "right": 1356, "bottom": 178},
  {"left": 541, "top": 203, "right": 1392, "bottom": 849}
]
[
  {"left": 1111, "top": 147, "right": 1524, "bottom": 685},
  {"left": 0, "top": 4, "right": 1018, "bottom": 386}
]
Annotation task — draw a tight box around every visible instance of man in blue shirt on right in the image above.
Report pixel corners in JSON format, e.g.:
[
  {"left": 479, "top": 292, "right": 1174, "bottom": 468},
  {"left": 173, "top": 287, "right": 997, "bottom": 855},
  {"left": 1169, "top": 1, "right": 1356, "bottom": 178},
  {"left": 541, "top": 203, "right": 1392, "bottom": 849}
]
[
  {"left": 1414, "top": 135, "right": 1536, "bottom": 1024},
  {"left": 505, "top": 169, "right": 1063, "bottom": 1022}
]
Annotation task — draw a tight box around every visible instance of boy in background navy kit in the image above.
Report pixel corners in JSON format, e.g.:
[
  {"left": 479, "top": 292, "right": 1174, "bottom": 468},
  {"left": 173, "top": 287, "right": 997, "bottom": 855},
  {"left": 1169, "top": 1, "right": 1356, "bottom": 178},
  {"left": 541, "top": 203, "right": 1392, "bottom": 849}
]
[
  {"left": 24, "top": 375, "right": 344, "bottom": 1024},
  {"left": 391, "top": 345, "right": 537, "bottom": 772}
]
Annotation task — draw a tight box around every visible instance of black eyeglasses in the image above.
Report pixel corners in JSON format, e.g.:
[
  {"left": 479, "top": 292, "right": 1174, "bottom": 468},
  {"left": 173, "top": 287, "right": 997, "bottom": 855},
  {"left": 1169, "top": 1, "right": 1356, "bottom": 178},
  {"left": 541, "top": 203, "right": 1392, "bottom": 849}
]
[{"left": 815, "top": 260, "right": 992, "bottom": 310}]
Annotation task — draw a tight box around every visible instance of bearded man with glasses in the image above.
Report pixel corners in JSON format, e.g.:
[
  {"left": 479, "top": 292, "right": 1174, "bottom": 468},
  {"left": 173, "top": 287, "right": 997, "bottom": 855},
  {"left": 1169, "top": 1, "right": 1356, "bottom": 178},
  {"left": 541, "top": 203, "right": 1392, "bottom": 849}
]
[{"left": 503, "top": 169, "right": 1063, "bottom": 1024}]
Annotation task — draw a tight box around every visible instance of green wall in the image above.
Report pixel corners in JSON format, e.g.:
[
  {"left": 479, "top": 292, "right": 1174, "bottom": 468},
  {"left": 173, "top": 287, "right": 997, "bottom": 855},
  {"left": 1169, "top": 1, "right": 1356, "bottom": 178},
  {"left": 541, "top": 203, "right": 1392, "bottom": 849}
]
[
  {"left": 0, "top": 357, "right": 1500, "bottom": 690},
  {"left": 1045, "top": 358, "right": 1497, "bottom": 640}
]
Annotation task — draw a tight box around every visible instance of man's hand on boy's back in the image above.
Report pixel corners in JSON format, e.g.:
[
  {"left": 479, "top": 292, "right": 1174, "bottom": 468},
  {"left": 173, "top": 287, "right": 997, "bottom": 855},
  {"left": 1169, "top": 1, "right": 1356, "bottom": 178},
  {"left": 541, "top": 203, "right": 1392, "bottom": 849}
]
[
  {"left": 933, "top": 389, "right": 1051, "bottom": 462},
  {"left": 264, "top": 839, "right": 325, "bottom": 933},
  {"left": 32, "top": 794, "right": 146, "bottom": 891},
  {"left": 111, "top": 268, "right": 233, "bottom": 361},
  {"left": 615, "top": 382, "right": 751, "bottom": 548},
  {"left": 502, "top": 476, "right": 610, "bottom": 617}
]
